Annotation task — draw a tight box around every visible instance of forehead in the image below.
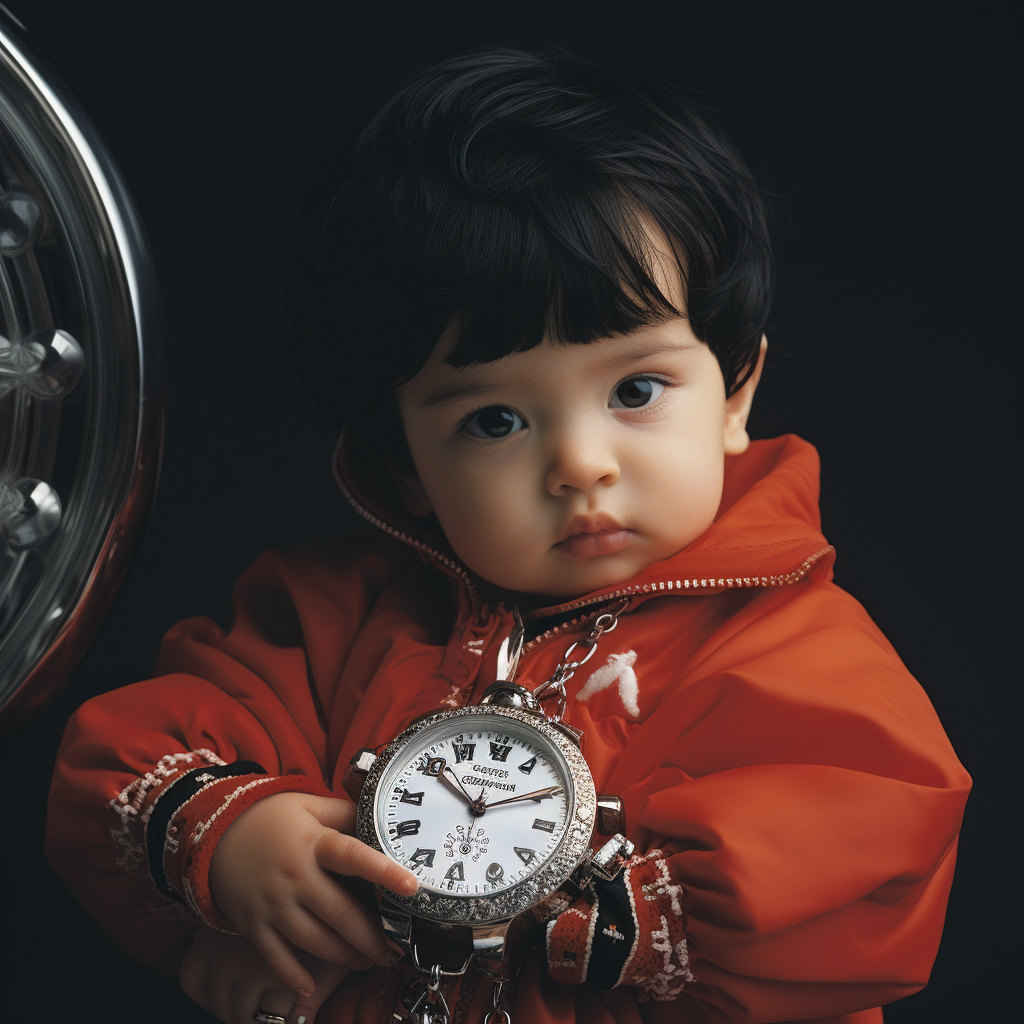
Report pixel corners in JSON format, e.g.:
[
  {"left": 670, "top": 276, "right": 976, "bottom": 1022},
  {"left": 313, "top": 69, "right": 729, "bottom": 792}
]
[
  {"left": 620, "top": 210, "right": 687, "bottom": 311},
  {"left": 432, "top": 211, "right": 688, "bottom": 371}
]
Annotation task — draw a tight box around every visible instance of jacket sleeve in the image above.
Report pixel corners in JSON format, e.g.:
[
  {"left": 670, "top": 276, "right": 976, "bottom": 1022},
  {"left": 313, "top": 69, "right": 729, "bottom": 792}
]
[
  {"left": 45, "top": 538, "right": 412, "bottom": 977},
  {"left": 549, "top": 582, "right": 971, "bottom": 1024}
]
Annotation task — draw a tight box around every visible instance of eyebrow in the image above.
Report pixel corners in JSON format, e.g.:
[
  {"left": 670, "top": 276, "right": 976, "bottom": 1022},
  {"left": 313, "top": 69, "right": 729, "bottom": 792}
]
[
  {"left": 422, "top": 380, "right": 504, "bottom": 406},
  {"left": 604, "top": 337, "right": 699, "bottom": 365},
  {"left": 420, "top": 337, "right": 699, "bottom": 406}
]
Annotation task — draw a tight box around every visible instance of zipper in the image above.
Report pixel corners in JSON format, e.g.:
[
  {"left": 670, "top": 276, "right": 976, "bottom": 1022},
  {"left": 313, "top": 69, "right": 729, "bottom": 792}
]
[
  {"left": 333, "top": 461, "right": 481, "bottom": 607},
  {"left": 336, "top": 443, "right": 833, "bottom": 655},
  {"left": 521, "top": 545, "right": 834, "bottom": 654}
]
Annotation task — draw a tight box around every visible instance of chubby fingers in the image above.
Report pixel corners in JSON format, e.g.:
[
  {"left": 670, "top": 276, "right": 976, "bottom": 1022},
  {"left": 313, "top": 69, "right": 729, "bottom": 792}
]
[
  {"left": 307, "top": 795, "right": 358, "bottom": 834},
  {"left": 234, "top": 980, "right": 293, "bottom": 1024},
  {"left": 295, "top": 876, "right": 402, "bottom": 968},
  {"left": 315, "top": 829, "right": 419, "bottom": 896},
  {"left": 248, "top": 924, "right": 320, "bottom": 1004},
  {"left": 279, "top": 903, "right": 377, "bottom": 970},
  {"left": 178, "top": 940, "right": 212, "bottom": 1012}
]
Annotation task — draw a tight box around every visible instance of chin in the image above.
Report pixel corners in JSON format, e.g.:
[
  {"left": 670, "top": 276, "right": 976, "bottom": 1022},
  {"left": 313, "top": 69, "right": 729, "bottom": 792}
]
[{"left": 540, "top": 563, "right": 644, "bottom": 603}]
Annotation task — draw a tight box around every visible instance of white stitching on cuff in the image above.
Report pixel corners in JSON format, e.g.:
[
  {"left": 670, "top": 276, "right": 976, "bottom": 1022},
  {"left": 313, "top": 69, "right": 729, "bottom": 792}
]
[
  {"left": 108, "top": 748, "right": 226, "bottom": 873},
  {"left": 633, "top": 851, "right": 695, "bottom": 1002}
]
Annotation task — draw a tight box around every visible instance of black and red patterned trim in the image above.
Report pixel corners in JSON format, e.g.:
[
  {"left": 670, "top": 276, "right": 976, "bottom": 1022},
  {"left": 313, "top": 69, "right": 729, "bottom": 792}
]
[{"left": 144, "top": 760, "right": 266, "bottom": 899}]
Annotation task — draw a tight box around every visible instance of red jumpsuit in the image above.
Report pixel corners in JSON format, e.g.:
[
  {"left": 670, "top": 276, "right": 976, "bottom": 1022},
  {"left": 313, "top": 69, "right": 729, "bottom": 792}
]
[{"left": 46, "top": 434, "right": 970, "bottom": 1023}]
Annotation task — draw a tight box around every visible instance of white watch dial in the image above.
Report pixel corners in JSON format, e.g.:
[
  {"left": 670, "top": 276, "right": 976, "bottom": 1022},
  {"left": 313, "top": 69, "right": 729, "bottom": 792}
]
[{"left": 374, "top": 713, "right": 572, "bottom": 896}]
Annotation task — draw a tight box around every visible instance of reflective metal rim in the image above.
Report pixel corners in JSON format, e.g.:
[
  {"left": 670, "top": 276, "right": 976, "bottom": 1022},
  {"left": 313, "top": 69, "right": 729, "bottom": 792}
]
[{"left": 0, "top": 11, "right": 164, "bottom": 733}]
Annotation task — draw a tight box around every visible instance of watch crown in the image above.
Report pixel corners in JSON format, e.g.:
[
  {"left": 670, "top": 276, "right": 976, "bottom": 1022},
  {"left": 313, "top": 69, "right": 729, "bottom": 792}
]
[
  {"left": 350, "top": 747, "right": 377, "bottom": 772},
  {"left": 596, "top": 794, "right": 626, "bottom": 835},
  {"left": 342, "top": 747, "right": 377, "bottom": 802},
  {"left": 479, "top": 681, "right": 541, "bottom": 712}
]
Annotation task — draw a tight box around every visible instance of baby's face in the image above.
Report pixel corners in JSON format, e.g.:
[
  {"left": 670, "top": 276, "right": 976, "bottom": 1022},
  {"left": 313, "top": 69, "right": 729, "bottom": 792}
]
[
  {"left": 392, "top": 222, "right": 761, "bottom": 603},
  {"left": 395, "top": 324, "right": 735, "bottom": 602}
]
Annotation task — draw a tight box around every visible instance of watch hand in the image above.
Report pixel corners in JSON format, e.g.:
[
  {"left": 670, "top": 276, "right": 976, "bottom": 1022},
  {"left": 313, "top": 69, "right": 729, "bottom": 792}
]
[
  {"left": 483, "top": 785, "right": 563, "bottom": 809},
  {"left": 466, "top": 781, "right": 488, "bottom": 839},
  {"left": 436, "top": 761, "right": 481, "bottom": 808}
]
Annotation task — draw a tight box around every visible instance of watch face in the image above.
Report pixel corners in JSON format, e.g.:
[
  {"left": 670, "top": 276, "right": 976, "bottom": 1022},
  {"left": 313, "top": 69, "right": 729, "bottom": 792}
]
[
  {"left": 374, "top": 712, "right": 570, "bottom": 897},
  {"left": 358, "top": 704, "right": 597, "bottom": 923}
]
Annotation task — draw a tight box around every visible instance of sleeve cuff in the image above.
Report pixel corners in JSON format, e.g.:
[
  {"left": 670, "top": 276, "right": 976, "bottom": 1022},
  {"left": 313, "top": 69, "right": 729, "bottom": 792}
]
[
  {"left": 164, "top": 771, "right": 334, "bottom": 932},
  {"left": 545, "top": 849, "right": 696, "bottom": 1000}
]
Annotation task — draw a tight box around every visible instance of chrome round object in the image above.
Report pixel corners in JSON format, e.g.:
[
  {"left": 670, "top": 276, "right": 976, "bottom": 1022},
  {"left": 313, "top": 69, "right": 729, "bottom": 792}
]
[{"left": 0, "top": 11, "right": 163, "bottom": 734}]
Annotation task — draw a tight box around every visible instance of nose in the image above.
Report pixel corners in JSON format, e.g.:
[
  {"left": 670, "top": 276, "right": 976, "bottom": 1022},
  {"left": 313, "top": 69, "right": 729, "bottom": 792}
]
[{"left": 544, "top": 422, "right": 620, "bottom": 496}]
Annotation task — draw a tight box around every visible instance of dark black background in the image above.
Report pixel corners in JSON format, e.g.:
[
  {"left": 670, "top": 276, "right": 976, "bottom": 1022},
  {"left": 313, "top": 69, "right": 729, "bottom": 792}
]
[{"left": 1, "top": 1, "right": 1013, "bottom": 1020}]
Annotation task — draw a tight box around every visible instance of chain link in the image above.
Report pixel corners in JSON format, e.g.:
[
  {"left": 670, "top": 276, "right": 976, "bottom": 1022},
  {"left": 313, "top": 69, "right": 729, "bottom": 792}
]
[
  {"left": 533, "top": 598, "right": 629, "bottom": 721},
  {"left": 482, "top": 979, "right": 513, "bottom": 1024}
]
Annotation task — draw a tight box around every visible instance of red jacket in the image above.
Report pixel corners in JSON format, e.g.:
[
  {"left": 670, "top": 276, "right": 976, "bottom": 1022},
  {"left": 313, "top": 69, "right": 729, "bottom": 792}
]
[{"left": 46, "top": 434, "right": 970, "bottom": 1023}]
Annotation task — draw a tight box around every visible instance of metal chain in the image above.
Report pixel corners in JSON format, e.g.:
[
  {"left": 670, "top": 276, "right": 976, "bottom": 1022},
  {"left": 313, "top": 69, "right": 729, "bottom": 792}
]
[
  {"left": 482, "top": 979, "right": 512, "bottom": 1024},
  {"left": 533, "top": 598, "right": 629, "bottom": 721}
]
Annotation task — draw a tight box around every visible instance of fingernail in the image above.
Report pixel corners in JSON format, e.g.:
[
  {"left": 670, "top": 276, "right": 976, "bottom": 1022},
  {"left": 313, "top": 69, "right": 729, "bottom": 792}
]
[
  {"left": 297, "top": 1017, "right": 307, "bottom": 1024},
  {"left": 297, "top": 988, "right": 314, "bottom": 999}
]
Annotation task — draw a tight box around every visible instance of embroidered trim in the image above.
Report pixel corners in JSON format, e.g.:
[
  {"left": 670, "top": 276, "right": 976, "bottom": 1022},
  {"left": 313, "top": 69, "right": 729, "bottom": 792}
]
[
  {"left": 547, "top": 848, "right": 696, "bottom": 997},
  {"left": 634, "top": 914, "right": 695, "bottom": 1002},
  {"left": 191, "top": 776, "right": 279, "bottom": 846},
  {"left": 581, "top": 892, "right": 599, "bottom": 982},
  {"left": 546, "top": 902, "right": 594, "bottom": 982},
  {"left": 153, "top": 764, "right": 265, "bottom": 898},
  {"left": 109, "top": 748, "right": 226, "bottom": 873},
  {"left": 619, "top": 857, "right": 642, "bottom": 987},
  {"left": 630, "top": 851, "right": 695, "bottom": 1002}
]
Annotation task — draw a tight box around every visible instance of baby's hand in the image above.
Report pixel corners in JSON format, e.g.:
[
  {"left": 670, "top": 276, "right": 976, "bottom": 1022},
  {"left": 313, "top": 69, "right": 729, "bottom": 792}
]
[
  {"left": 180, "top": 924, "right": 349, "bottom": 1024},
  {"left": 208, "top": 791, "right": 417, "bottom": 997}
]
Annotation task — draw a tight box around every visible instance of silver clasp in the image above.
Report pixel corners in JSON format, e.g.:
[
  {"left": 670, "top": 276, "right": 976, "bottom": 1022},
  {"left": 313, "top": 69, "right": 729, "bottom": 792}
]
[{"left": 533, "top": 599, "right": 629, "bottom": 721}]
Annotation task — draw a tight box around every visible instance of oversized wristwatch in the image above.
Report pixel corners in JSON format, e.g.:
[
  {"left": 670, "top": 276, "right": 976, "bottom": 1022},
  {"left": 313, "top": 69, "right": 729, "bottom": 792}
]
[{"left": 343, "top": 609, "right": 634, "bottom": 1021}]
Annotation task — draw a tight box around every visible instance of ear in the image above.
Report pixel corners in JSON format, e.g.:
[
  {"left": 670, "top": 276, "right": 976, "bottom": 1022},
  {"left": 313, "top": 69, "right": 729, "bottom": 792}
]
[
  {"left": 723, "top": 335, "right": 768, "bottom": 456},
  {"left": 384, "top": 449, "right": 435, "bottom": 518}
]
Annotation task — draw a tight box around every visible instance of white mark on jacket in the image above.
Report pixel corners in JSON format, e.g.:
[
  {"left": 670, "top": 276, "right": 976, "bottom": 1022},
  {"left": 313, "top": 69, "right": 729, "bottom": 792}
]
[{"left": 576, "top": 651, "right": 640, "bottom": 717}]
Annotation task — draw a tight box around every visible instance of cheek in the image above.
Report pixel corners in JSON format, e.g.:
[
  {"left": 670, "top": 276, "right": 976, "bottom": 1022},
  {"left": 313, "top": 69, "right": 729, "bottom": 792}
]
[
  {"left": 418, "top": 450, "right": 537, "bottom": 559},
  {"left": 635, "top": 424, "right": 724, "bottom": 537}
]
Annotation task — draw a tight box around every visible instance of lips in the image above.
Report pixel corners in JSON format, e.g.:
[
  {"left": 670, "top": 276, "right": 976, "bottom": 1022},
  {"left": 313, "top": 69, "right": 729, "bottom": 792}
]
[{"left": 555, "top": 514, "right": 634, "bottom": 558}]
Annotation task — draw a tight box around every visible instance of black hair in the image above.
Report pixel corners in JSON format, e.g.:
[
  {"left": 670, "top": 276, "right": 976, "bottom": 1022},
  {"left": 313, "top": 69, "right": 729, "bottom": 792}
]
[{"left": 284, "top": 44, "right": 773, "bottom": 447}]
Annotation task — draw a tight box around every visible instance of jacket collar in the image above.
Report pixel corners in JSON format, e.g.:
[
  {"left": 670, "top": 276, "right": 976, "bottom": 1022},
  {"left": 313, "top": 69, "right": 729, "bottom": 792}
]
[{"left": 334, "top": 431, "right": 834, "bottom": 622}]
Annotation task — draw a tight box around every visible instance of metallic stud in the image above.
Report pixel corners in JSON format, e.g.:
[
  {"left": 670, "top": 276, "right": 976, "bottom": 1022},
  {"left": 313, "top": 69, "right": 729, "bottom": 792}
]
[
  {"left": 0, "top": 478, "right": 62, "bottom": 551},
  {"left": 0, "top": 329, "right": 84, "bottom": 399},
  {"left": 0, "top": 190, "right": 43, "bottom": 256}
]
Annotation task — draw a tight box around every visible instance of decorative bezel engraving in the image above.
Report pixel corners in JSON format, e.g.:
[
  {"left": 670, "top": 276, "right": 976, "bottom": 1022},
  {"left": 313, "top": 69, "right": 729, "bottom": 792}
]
[{"left": 356, "top": 705, "right": 596, "bottom": 925}]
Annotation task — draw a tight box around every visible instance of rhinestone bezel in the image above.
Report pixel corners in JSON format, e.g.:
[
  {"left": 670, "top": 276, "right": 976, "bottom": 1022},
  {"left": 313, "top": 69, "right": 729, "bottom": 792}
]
[{"left": 356, "top": 705, "right": 596, "bottom": 924}]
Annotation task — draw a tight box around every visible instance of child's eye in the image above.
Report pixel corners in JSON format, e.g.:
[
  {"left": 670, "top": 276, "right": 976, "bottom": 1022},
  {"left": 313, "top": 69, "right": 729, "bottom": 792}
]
[
  {"left": 462, "top": 406, "right": 526, "bottom": 439},
  {"left": 609, "top": 376, "right": 666, "bottom": 409}
]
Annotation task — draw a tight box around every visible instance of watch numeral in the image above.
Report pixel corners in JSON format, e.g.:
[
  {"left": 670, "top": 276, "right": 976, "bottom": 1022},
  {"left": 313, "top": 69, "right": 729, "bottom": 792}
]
[
  {"left": 489, "top": 742, "right": 512, "bottom": 762},
  {"left": 398, "top": 789, "right": 424, "bottom": 805},
  {"left": 416, "top": 757, "right": 443, "bottom": 776},
  {"left": 444, "top": 861, "right": 465, "bottom": 882},
  {"left": 518, "top": 756, "right": 537, "bottom": 774},
  {"left": 514, "top": 847, "right": 535, "bottom": 865},
  {"left": 395, "top": 820, "right": 421, "bottom": 837},
  {"left": 453, "top": 743, "right": 476, "bottom": 764},
  {"left": 485, "top": 862, "right": 504, "bottom": 884},
  {"left": 532, "top": 818, "right": 556, "bottom": 833},
  {"left": 410, "top": 848, "right": 435, "bottom": 868}
]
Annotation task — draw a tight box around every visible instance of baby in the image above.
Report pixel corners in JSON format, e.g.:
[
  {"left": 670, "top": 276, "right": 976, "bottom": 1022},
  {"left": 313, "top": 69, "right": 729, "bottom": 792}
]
[{"left": 46, "top": 45, "right": 969, "bottom": 1024}]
